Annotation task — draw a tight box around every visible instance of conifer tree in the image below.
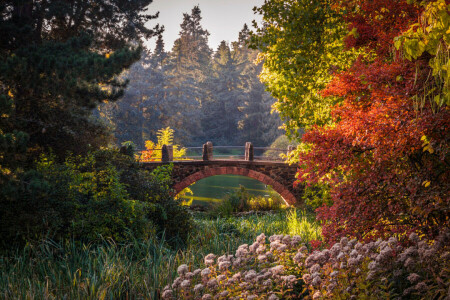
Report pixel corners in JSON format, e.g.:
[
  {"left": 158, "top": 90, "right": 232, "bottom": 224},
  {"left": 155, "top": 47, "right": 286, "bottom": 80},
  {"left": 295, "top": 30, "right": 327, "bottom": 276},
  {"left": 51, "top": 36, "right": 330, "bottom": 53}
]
[{"left": 0, "top": 0, "right": 161, "bottom": 158}]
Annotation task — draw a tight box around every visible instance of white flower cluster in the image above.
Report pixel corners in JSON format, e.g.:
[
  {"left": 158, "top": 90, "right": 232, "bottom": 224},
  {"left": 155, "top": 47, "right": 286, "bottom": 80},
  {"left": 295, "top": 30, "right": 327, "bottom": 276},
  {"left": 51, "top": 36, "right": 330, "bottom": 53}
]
[
  {"left": 163, "top": 230, "right": 449, "bottom": 299},
  {"left": 163, "top": 233, "right": 303, "bottom": 299}
]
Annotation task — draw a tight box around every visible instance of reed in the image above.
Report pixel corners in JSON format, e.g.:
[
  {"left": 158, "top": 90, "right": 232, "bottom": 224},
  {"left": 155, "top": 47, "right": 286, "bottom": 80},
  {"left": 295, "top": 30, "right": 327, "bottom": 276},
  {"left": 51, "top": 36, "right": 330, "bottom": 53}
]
[{"left": 0, "top": 209, "right": 320, "bottom": 299}]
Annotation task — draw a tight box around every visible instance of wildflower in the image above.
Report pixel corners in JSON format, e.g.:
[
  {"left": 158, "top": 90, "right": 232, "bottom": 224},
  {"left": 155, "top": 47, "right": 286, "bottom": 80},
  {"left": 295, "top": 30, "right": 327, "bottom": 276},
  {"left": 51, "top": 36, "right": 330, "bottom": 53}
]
[
  {"left": 355, "top": 268, "right": 361, "bottom": 275},
  {"left": 249, "top": 241, "right": 259, "bottom": 253},
  {"left": 409, "top": 232, "right": 420, "bottom": 243},
  {"left": 177, "top": 264, "right": 188, "bottom": 277},
  {"left": 340, "top": 237, "right": 349, "bottom": 247},
  {"left": 206, "top": 278, "right": 218, "bottom": 289},
  {"left": 193, "top": 283, "right": 203, "bottom": 293},
  {"left": 218, "top": 290, "right": 229, "bottom": 297},
  {"left": 330, "top": 271, "right": 339, "bottom": 277},
  {"left": 247, "top": 295, "right": 257, "bottom": 300},
  {"left": 269, "top": 235, "right": 282, "bottom": 242},
  {"left": 258, "top": 254, "right": 267, "bottom": 261},
  {"left": 349, "top": 238, "right": 357, "bottom": 248},
  {"left": 193, "top": 269, "right": 202, "bottom": 276},
  {"left": 256, "top": 245, "right": 266, "bottom": 254},
  {"left": 311, "top": 276, "right": 322, "bottom": 286},
  {"left": 368, "top": 261, "right": 377, "bottom": 270},
  {"left": 293, "top": 252, "right": 305, "bottom": 264},
  {"left": 244, "top": 270, "right": 257, "bottom": 281},
  {"left": 348, "top": 257, "right": 358, "bottom": 267},
  {"left": 404, "top": 257, "right": 414, "bottom": 268},
  {"left": 302, "top": 273, "right": 311, "bottom": 284},
  {"left": 256, "top": 233, "right": 266, "bottom": 243},
  {"left": 407, "top": 273, "right": 420, "bottom": 284},
  {"left": 171, "top": 277, "right": 182, "bottom": 289},
  {"left": 263, "top": 279, "right": 273, "bottom": 286},
  {"left": 414, "top": 281, "right": 427, "bottom": 292},
  {"left": 201, "top": 268, "right": 211, "bottom": 278},
  {"left": 312, "top": 290, "right": 322, "bottom": 299},
  {"left": 268, "top": 294, "right": 279, "bottom": 300},
  {"left": 217, "top": 274, "right": 226, "bottom": 282},
  {"left": 204, "top": 253, "right": 216, "bottom": 265},
  {"left": 270, "top": 265, "right": 284, "bottom": 276},
  {"left": 350, "top": 249, "right": 358, "bottom": 258},
  {"left": 202, "top": 294, "right": 213, "bottom": 300},
  {"left": 217, "top": 255, "right": 228, "bottom": 263},
  {"left": 282, "top": 235, "right": 291, "bottom": 245},
  {"left": 180, "top": 279, "right": 190, "bottom": 289},
  {"left": 232, "top": 257, "right": 242, "bottom": 267},
  {"left": 232, "top": 272, "right": 242, "bottom": 280},
  {"left": 282, "top": 275, "right": 297, "bottom": 287},
  {"left": 161, "top": 289, "right": 173, "bottom": 299},
  {"left": 218, "top": 261, "right": 231, "bottom": 271},
  {"left": 278, "top": 244, "right": 288, "bottom": 252},
  {"left": 185, "top": 272, "right": 194, "bottom": 279},
  {"left": 327, "top": 282, "right": 336, "bottom": 293},
  {"left": 291, "top": 235, "right": 302, "bottom": 246},
  {"left": 310, "top": 263, "right": 321, "bottom": 273}
]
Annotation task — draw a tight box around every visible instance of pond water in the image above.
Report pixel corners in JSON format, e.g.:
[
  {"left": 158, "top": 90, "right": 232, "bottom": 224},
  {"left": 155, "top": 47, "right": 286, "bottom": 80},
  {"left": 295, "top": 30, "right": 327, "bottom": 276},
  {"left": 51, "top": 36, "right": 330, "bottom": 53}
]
[{"left": 179, "top": 175, "right": 272, "bottom": 206}]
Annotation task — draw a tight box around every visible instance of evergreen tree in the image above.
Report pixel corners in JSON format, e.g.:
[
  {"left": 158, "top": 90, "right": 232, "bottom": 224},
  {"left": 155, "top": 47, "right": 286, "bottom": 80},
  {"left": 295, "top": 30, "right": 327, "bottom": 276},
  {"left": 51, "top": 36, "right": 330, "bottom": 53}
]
[
  {"left": 0, "top": 0, "right": 161, "bottom": 158},
  {"left": 201, "top": 41, "right": 247, "bottom": 145}
]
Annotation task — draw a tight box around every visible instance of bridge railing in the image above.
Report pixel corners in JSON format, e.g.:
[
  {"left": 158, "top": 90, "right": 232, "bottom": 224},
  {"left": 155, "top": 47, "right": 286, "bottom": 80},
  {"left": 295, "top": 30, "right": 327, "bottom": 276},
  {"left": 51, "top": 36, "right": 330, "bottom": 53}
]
[{"left": 134, "top": 142, "right": 296, "bottom": 162}]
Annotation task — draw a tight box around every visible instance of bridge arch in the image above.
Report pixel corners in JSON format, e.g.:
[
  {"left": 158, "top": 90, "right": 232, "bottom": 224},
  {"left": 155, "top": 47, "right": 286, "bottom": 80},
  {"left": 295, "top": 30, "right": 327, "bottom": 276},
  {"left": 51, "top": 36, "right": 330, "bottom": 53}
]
[{"left": 172, "top": 167, "right": 297, "bottom": 205}]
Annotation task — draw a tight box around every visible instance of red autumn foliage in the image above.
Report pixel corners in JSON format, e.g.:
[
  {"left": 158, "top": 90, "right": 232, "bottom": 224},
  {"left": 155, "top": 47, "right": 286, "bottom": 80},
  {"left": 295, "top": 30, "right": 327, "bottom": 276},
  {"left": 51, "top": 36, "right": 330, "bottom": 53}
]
[
  {"left": 341, "top": 0, "right": 421, "bottom": 55},
  {"left": 297, "top": 0, "right": 450, "bottom": 245}
]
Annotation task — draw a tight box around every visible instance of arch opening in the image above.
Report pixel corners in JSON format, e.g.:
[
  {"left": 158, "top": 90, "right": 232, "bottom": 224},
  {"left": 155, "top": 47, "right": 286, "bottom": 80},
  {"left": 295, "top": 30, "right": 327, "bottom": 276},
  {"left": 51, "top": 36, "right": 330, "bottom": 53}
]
[{"left": 172, "top": 167, "right": 297, "bottom": 205}]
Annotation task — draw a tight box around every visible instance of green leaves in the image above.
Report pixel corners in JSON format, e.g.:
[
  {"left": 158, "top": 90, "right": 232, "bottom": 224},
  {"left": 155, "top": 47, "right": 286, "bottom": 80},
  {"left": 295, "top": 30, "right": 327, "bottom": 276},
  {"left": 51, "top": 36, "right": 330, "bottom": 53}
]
[{"left": 250, "top": 0, "right": 361, "bottom": 137}]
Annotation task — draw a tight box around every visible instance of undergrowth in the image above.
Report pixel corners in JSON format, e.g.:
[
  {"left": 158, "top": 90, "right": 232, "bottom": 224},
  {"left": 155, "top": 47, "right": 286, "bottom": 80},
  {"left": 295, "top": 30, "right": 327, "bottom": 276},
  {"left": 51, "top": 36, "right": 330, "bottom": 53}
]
[{"left": 0, "top": 209, "right": 320, "bottom": 299}]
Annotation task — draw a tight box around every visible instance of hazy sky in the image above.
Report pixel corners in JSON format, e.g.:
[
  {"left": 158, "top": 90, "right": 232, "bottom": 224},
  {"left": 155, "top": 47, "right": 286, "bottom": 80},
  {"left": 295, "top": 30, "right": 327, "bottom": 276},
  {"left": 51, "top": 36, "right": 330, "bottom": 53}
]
[{"left": 145, "top": 0, "right": 264, "bottom": 51}]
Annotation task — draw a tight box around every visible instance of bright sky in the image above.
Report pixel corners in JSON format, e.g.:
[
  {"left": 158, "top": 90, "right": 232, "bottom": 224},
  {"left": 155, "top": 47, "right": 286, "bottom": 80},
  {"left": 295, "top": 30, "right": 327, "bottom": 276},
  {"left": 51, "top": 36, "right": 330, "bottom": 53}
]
[{"left": 145, "top": 0, "right": 264, "bottom": 51}]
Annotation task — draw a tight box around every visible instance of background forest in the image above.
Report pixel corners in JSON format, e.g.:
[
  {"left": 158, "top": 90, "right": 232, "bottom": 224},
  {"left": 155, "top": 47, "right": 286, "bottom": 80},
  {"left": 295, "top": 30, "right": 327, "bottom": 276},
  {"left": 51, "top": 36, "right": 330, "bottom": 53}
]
[{"left": 97, "top": 7, "right": 282, "bottom": 148}]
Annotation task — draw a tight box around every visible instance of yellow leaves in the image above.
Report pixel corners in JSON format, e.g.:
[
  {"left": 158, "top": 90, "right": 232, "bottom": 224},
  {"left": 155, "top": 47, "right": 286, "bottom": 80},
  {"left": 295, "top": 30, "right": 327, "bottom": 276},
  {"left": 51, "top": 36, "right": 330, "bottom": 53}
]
[
  {"left": 421, "top": 135, "right": 434, "bottom": 153},
  {"left": 7, "top": 90, "right": 13, "bottom": 98},
  {"left": 105, "top": 53, "right": 111, "bottom": 59},
  {"left": 422, "top": 180, "right": 431, "bottom": 187}
]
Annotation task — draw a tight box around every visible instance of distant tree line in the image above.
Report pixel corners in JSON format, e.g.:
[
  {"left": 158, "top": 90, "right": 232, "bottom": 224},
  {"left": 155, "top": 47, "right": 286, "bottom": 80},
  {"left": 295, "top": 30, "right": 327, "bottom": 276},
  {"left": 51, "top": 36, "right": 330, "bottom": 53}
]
[{"left": 97, "top": 6, "right": 282, "bottom": 148}]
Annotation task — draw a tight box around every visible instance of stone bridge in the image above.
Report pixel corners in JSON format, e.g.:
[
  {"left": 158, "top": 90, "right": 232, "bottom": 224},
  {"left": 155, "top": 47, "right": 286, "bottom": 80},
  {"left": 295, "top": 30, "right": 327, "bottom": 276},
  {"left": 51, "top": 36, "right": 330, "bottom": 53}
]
[{"left": 139, "top": 142, "right": 301, "bottom": 205}]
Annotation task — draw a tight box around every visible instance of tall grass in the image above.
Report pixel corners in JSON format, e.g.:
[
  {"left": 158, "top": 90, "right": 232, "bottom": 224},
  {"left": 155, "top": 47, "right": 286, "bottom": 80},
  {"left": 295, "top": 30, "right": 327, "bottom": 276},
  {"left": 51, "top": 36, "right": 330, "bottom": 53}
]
[{"left": 0, "top": 209, "right": 320, "bottom": 299}]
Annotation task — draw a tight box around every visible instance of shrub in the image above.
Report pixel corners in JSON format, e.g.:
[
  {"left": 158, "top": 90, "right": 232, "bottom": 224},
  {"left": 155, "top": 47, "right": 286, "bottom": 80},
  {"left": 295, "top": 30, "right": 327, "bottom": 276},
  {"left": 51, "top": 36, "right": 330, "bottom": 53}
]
[{"left": 0, "top": 149, "right": 193, "bottom": 247}]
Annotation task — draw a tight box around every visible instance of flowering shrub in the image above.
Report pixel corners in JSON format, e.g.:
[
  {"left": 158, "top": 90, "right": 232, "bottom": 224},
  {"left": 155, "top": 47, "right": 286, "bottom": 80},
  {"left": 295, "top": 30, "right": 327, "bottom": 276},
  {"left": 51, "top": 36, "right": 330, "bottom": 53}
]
[{"left": 163, "top": 230, "right": 449, "bottom": 299}]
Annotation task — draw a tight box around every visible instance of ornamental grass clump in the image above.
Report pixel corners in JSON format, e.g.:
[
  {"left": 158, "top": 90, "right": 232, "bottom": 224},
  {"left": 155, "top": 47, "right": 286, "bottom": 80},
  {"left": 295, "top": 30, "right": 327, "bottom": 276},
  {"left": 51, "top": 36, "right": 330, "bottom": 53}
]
[{"left": 165, "top": 230, "right": 449, "bottom": 299}]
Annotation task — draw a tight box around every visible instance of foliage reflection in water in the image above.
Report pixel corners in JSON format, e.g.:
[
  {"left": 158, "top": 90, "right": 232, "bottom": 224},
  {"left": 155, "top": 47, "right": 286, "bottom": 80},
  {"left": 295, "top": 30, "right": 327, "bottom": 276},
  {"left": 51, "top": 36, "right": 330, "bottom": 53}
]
[{"left": 180, "top": 175, "right": 273, "bottom": 206}]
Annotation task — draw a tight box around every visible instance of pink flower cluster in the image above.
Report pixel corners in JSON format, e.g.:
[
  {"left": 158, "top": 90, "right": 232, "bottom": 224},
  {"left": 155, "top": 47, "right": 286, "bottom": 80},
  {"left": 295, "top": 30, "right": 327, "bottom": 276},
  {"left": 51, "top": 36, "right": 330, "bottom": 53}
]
[{"left": 163, "top": 230, "right": 449, "bottom": 299}]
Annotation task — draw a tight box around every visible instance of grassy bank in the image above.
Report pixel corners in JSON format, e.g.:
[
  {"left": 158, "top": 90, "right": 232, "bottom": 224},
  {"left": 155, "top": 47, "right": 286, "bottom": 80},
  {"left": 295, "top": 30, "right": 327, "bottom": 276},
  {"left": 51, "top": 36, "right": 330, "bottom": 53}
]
[{"left": 0, "top": 209, "right": 320, "bottom": 299}]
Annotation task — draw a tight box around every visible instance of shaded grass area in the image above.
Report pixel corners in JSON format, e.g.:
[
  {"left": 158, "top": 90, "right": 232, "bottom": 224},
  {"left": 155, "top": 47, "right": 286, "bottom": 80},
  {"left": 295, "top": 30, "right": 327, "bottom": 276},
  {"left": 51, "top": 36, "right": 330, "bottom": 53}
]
[{"left": 0, "top": 209, "right": 320, "bottom": 299}]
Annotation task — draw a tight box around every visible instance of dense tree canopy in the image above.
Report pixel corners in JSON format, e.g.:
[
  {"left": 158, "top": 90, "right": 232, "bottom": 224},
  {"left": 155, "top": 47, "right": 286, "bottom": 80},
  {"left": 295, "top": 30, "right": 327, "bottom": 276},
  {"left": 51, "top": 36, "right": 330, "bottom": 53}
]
[{"left": 252, "top": 0, "right": 449, "bottom": 243}]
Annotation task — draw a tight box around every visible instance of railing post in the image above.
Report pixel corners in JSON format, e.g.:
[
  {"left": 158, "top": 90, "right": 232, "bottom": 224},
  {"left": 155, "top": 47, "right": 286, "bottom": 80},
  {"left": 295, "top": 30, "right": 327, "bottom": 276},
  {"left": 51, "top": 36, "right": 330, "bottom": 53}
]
[
  {"left": 162, "top": 144, "right": 173, "bottom": 162},
  {"left": 245, "top": 142, "right": 254, "bottom": 161},
  {"left": 202, "top": 141, "right": 213, "bottom": 161},
  {"left": 287, "top": 145, "right": 295, "bottom": 156}
]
